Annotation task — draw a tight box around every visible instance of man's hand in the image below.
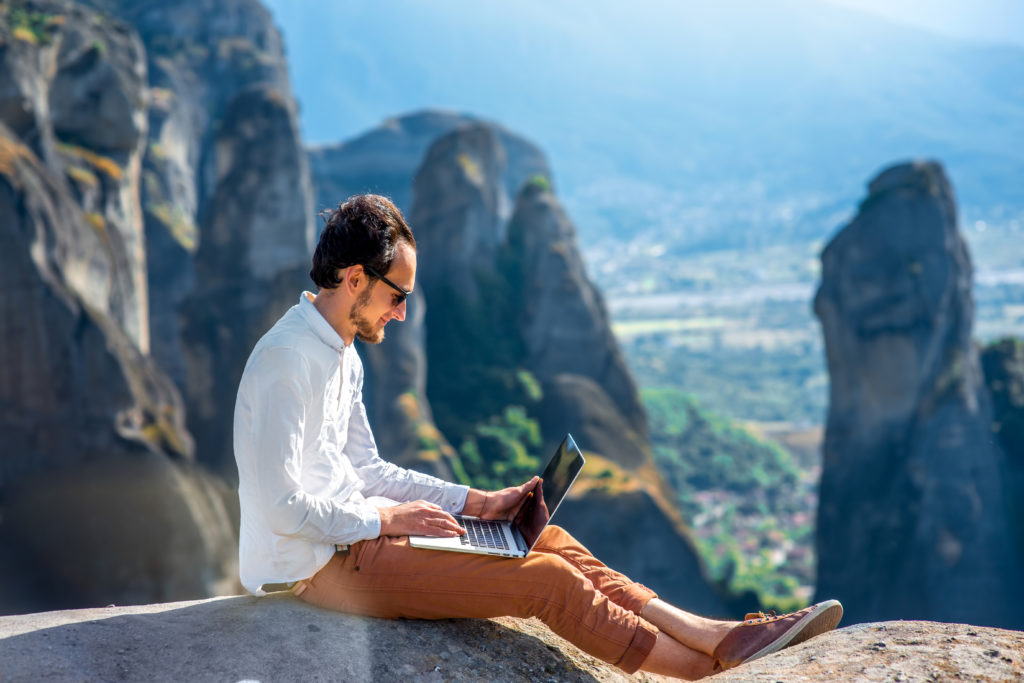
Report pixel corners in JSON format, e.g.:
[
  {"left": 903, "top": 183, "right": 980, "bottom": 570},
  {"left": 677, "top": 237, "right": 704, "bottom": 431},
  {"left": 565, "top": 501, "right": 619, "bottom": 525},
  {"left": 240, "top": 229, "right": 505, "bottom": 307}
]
[
  {"left": 462, "top": 476, "right": 540, "bottom": 521},
  {"left": 377, "top": 500, "right": 465, "bottom": 537}
]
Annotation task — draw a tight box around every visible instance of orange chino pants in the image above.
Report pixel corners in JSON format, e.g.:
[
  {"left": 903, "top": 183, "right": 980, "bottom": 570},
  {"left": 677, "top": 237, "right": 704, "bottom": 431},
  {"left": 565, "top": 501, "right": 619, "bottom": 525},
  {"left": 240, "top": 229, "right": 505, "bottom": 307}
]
[{"left": 295, "top": 525, "right": 659, "bottom": 673}]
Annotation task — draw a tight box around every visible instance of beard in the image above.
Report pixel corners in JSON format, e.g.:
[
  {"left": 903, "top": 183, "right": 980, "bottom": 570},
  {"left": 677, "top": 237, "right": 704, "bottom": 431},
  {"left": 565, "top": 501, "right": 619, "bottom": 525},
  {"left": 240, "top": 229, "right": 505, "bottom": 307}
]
[{"left": 349, "top": 288, "right": 385, "bottom": 344}]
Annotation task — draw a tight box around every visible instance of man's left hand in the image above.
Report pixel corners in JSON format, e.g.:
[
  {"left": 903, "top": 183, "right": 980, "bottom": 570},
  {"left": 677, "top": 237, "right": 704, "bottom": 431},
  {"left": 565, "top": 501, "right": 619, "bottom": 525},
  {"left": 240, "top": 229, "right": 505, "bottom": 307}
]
[{"left": 462, "top": 476, "right": 539, "bottom": 521}]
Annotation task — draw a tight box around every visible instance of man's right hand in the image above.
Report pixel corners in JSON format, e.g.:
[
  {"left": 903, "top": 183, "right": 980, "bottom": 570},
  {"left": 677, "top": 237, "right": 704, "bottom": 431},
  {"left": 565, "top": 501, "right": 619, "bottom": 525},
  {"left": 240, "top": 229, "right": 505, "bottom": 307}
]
[{"left": 377, "top": 500, "right": 466, "bottom": 537}]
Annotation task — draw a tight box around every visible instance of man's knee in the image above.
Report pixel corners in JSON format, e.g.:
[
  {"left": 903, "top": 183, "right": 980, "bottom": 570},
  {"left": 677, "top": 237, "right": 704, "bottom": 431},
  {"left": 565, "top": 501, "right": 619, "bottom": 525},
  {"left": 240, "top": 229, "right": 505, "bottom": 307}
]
[
  {"left": 538, "top": 524, "right": 570, "bottom": 545},
  {"left": 522, "top": 550, "right": 589, "bottom": 604}
]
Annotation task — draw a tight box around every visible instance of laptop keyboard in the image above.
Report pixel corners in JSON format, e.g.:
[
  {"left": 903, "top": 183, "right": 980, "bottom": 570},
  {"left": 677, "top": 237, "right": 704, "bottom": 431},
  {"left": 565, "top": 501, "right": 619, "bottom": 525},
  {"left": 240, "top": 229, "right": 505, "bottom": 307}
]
[{"left": 458, "top": 517, "right": 510, "bottom": 550}]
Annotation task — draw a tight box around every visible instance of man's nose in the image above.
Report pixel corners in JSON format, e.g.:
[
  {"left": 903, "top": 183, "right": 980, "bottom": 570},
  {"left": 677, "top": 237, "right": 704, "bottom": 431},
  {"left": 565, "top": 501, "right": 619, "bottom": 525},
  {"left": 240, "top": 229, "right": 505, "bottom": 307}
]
[{"left": 392, "top": 299, "right": 407, "bottom": 322}]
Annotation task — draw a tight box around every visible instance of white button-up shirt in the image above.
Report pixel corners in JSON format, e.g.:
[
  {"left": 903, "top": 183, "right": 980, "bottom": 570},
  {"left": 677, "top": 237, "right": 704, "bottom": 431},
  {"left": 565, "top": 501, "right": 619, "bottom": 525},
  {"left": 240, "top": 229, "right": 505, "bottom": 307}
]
[{"left": 233, "top": 292, "right": 469, "bottom": 594}]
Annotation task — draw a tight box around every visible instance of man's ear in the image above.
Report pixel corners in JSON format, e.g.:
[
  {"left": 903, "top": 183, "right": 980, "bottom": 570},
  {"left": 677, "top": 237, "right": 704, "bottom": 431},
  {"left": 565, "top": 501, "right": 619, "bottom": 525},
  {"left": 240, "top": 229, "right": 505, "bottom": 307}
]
[{"left": 341, "top": 265, "right": 363, "bottom": 293}]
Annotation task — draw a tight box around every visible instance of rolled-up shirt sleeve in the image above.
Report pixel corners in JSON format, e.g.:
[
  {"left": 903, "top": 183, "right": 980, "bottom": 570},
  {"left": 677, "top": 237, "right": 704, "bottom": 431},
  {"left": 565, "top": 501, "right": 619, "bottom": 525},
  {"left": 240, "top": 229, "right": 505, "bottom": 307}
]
[{"left": 244, "top": 347, "right": 383, "bottom": 545}]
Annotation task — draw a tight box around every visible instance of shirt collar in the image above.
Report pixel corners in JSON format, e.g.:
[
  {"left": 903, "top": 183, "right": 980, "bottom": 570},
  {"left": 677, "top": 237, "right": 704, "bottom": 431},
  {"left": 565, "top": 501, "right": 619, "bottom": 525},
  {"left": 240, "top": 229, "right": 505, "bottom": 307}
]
[{"left": 297, "top": 291, "right": 347, "bottom": 352}]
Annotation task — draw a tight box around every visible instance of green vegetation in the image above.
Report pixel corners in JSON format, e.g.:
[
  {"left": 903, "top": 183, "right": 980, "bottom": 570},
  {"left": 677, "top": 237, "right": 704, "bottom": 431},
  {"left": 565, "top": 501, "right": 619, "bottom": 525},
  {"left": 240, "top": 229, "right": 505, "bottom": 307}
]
[
  {"left": 457, "top": 406, "right": 541, "bottom": 491},
  {"left": 643, "top": 387, "right": 816, "bottom": 612},
  {"left": 645, "top": 388, "right": 801, "bottom": 505},
  {"left": 525, "top": 173, "right": 552, "bottom": 193}
]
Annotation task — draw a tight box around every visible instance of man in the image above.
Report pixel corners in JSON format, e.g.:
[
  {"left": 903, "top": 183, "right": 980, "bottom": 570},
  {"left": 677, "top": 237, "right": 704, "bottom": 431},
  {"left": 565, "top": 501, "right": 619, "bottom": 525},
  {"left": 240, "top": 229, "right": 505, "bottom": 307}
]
[{"left": 234, "top": 194, "right": 842, "bottom": 679}]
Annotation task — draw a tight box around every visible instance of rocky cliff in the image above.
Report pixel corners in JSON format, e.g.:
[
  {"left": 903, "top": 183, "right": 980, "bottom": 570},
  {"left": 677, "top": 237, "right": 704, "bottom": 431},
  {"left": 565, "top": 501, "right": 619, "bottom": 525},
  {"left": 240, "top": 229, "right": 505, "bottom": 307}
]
[
  {"left": 90, "top": 0, "right": 314, "bottom": 475},
  {"left": 813, "top": 160, "right": 1024, "bottom": 628},
  {"left": 2, "top": 597, "right": 1022, "bottom": 682},
  {"left": 980, "top": 337, "right": 1024, "bottom": 556},
  {"left": 506, "top": 182, "right": 649, "bottom": 466},
  {"left": 411, "top": 123, "right": 649, "bottom": 469},
  {"left": 0, "top": 0, "right": 236, "bottom": 615}
]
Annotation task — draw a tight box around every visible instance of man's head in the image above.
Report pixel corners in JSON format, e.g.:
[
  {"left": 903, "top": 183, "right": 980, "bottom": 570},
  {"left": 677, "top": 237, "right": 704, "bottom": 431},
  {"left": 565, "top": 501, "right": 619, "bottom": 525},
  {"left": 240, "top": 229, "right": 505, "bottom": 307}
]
[{"left": 310, "top": 195, "right": 416, "bottom": 344}]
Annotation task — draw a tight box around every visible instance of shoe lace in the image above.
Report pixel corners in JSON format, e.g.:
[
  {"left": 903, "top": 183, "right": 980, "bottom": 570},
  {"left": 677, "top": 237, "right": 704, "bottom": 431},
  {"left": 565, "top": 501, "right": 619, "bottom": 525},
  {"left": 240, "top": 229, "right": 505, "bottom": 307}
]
[{"left": 742, "top": 609, "right": 779, "bottom": 623}]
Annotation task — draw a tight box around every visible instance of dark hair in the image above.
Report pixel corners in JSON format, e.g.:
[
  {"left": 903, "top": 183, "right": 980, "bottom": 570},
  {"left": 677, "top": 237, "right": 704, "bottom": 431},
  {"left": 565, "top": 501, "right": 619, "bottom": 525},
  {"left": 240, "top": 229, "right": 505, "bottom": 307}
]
[{"left": 310, "top": 194, "right": 416, "bottom": 289}]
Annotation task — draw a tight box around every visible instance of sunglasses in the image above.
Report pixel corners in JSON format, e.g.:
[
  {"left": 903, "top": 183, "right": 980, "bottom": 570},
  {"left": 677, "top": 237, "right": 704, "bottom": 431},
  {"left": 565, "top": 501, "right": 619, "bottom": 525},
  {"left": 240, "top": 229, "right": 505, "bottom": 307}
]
[{"left": 362, "top": 265, "right": 411, "bottom": 306}]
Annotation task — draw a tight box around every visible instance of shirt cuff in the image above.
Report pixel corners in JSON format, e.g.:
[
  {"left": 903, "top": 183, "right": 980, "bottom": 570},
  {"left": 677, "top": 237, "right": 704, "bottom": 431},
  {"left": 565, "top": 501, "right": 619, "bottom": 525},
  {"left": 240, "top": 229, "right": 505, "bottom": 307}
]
[
  {"left": 442, "top": 483, "right": 470, "bottom": 514},
  {"left": 365, "top": 504, "right": 383, "bottom": 539}
]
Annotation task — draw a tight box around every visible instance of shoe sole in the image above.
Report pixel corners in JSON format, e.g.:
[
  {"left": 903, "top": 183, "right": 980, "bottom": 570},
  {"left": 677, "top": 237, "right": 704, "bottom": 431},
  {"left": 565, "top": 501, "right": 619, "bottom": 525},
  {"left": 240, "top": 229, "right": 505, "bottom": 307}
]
[{"left": 743, "top": 599, "right": 844, "bottom": 665}]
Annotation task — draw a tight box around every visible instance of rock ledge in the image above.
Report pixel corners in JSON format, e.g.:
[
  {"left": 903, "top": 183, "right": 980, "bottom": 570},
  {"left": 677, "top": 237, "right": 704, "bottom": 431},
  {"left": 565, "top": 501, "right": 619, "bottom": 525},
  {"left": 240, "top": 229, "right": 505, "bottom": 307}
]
[{"left": 1, "top": 597, "right": 1021, "bottom": 682}]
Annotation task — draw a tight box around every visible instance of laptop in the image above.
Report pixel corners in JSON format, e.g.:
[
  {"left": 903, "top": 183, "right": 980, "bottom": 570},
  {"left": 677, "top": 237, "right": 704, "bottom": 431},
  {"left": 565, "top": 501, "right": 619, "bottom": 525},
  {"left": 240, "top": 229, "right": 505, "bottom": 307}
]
[{"left": 409, "top": 434, "right": 585, "bottom": 558}]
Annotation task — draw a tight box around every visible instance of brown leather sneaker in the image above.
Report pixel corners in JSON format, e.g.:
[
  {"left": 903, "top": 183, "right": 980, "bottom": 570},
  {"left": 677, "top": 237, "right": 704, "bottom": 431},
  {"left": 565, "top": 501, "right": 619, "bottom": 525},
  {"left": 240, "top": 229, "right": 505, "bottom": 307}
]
[{"left": 711, "top": 599, "right": 843, "bottom": 672}]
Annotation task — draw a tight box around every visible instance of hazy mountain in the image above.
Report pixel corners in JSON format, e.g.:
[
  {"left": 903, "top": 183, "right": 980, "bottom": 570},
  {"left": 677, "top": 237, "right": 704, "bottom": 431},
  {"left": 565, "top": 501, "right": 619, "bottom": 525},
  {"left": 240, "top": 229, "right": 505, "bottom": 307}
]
[{"left": 263, "top": 0, "right": 1024, "bottom": 250}]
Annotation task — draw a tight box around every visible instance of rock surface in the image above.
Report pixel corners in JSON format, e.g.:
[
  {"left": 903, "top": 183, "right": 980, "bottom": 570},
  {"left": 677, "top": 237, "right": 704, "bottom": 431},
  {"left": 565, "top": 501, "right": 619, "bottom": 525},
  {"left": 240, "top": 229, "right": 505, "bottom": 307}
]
[
  {"left": 980, "top": 337, "right": 1024, "bottom": 550},
  {"left": 0, "top": 595, "right": 667, "bottom": 683},
  {"left": 2, "top": 597, "right": 1022, "bottom": 683},
  {"left": 180, "top": 83, "right": 313, "bottom": 474},
  {"left": 94, "top": 0, "right": 314, "bottom": 475},
  {"left": 411, "top": 123, "right": 649, "bottom": 471},
  {"left": 0, "top": 0, "right": 150, "bottom": 350},
  {"left": 711, "top": 620, "right": 1024, "bottom": 682},
  {"left": 507, "top": 184, "right": 649, "bottom": 466},
  {"left": 813, "top": 160, "right": 1024, "bottom": 628}
]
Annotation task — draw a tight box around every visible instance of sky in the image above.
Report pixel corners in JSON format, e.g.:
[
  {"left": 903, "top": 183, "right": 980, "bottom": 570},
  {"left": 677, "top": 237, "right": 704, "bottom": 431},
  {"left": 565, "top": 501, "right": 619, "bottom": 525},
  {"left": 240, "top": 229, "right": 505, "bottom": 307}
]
[
  {"left": 260, "top": 0, "right": 1024, "bottom": 247},
  {"left": 821, "top": 0, "right": 1024, "bottom": 46}
]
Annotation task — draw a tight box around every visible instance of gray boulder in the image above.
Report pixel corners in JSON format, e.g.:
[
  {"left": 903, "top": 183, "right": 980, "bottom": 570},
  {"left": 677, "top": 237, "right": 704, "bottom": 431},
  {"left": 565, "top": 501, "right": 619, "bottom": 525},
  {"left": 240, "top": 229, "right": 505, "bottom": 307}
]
[
  {"left": 712, "top": 619, "right": 1024, "bottom": 682},
  {"left": 813, "top": 160, "right": 1024, "bottom": 627},
  {"left": 0, "top": 595, "right": 665, "bottom": 682},
  {"left": 2, "top": 597, "right": 1022, "bottom": 682}
]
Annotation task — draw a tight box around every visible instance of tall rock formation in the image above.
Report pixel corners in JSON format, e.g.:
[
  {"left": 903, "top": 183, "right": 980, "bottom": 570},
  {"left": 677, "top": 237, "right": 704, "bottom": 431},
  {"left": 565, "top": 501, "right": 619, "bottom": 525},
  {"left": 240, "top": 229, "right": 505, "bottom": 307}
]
[
  {"left": 506, "top": 182, "right": 649, "bottom": 466},
  {"left": 310, "top": 113, "right": 551, "bottom": 474},
  {"left": 0, "top": 1, "right": 235, "bottom": 615},
  {"left": 90, "top": 0, "right": 315, "bottom": 474},
  {"left": 813, "top": 160, "right": 1024, "bottom": 628},
  {"left": 980, "top": 337, "right": 1024, "bottom": 555},
  {"left": 410, "top": 123, "right": 648, "bottom": 468}
]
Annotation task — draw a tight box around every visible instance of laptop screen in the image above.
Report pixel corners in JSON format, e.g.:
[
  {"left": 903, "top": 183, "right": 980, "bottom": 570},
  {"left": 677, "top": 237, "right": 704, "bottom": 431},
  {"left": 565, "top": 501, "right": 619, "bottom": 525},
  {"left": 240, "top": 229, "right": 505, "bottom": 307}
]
[{"left": 512, "top": 434, "right": 586, "bottom": 551}]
